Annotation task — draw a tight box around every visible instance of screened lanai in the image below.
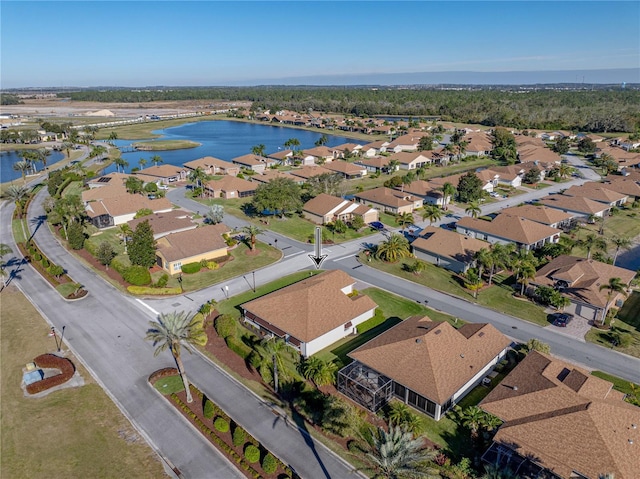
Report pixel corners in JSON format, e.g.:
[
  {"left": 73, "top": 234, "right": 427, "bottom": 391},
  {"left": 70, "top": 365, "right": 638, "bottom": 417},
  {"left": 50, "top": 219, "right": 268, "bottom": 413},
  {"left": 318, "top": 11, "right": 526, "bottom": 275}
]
[{"left": 337, "top": 361, "right": 392, "bottom": 412}]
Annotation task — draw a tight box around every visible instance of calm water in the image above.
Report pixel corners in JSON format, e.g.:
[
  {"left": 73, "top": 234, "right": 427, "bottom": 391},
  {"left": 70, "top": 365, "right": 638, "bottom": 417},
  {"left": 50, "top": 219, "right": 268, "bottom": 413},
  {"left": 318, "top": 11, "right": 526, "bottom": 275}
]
[
  {"left": 103, "top": 120, "right": 360, "bottom": 174},
  {"left": 0, "top": 149, "right": 66, "bottom": 183}
]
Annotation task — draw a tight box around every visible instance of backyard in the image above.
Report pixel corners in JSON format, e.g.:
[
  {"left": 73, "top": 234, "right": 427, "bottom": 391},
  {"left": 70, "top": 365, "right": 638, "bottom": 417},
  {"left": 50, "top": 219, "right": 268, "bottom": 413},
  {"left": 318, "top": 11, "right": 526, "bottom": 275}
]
[{"left": 0, "top": 285, "right": 167, "bottom": 478}]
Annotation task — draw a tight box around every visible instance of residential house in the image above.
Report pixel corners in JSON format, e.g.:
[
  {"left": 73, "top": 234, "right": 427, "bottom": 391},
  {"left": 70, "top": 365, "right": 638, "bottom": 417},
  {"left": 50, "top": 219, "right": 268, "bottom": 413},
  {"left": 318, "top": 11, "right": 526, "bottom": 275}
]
[
  {"left": 422, "top": 148, "right": 453, "bottom": 166},
  {"left": 85, "top": 194, "right": 173, "bottom": 229},
  {"left": 252, "top": 170, "right": 303, "bottom": 186},
  {"left": 456, "top": 214, "right": 561, "bottom": 250},
  {"left": 183, "top": 156, "right": 240, "bottom": 176},
  {"left": 355, "top": 156, "right": 392, "bottom": 174},
  {"left": 399, "top": 180, "right": 449, "bottom": 207},
  {"left": 594, "top": 145, "right": 640, "bottom": 169},
  {"left": 240, "top": 270, "right": 378, "bottom": 358},
  {"left": 302, "top": 194, "right": 378, "bottom": 225},
  {"left": 518, "top": 145, "right": 563, "bottom": 167},
  {"left": 411, "top": 226, "right": 489, "bottom": 273},
  {"left": 155, "top": 223, "right": 231, "bottom": 275},
  {"left": 86, "top": 172, "right": 132, "bottom": 189},
  {"left": 480, "top": 351, "right": 640, "bottom": 479},
  {"left": 232, "top": 154, "right": 270, "bottom": 173},
  {"left": 127, "top": 210, "right": 197, "bottom": 239},
  {"left": 321, "top": 160, "right": 367, "bottom": 179},
  {"left": 385, "top": 133, "right": 428, "bottom": 153},
  {"left": 301, "top": 146, "right": 338, "bottom": 164},
  {"left": 333, "top": 143, "right": 363, "bottom": 158},
  {"left": 388, "top": 151, "right": 432, "bottom": 171},
  {"left": 500, "top": 205, "right": 575, "bottom": 230},
  {"left": 288, "top": 165, "right": 333, "bottom": 182},
  {"left": 600, "top": 177, "right": 640, "bottom": 201},
  {"left": 531, "top": 255, "right": 635, "bottom": 321},
  {"left": 134, "top": 164, "right": 188, "bottom": 185},
  {"left": 463, "top": 132, "right": 493, "bottom": 157},
  {"left": 268, "top": 149, "right": 294, "bottom": 166},
  {"left": 430, "top": 171, "right": 497, "bottom": 194},
  {"left": 360, "top": 140, "right": 389, "bottom": 157},
  {"left": 203, "top": 176, "right": 256, "bottom": 199},
  {"left": 539, "top": 194, "right": 611, "bottom": 219},
  {"left": 354, "top": 187, "right": 423, "bottom": 214},
  {"left": 563, "top": 183, "right": 628, "bottom": 208},
  {"left": 338, "top": 316, "right": 510, "bottom": 419}
]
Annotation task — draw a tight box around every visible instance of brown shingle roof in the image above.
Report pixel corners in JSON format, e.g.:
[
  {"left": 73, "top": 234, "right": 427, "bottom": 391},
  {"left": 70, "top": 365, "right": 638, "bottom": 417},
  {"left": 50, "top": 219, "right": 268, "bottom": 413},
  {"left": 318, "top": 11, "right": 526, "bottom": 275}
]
[
  {"left": 204, "top": 176, "right": 256, "bottom": 193},
  {"left": 539, "top": 195, "right": 610, "bottom": 216},
  {"left": 457, "top": 214, "right": 561, "bottom": 245},
  {"left": 136, "top": 164, "right": 185, "bottom": 178},
  {"left": 354, "top": 187, "right": 416, "bottom": 208},
  {"left": 85, "top": 194, "right": 173, "bottom": 219},
  {"left": 563, "top": 184, "right": 628, "bottom": 205},
  {"left": 155, "top": 224, "right": 230, "bottom": 262},
  {"left": 349, "top": 316, "right": 510, "bottom": 404},
  {"left": 288, "top": 165, "right": 333, "bottom": 180},
  {"left": 500, "top": 205, "right": 574, "bottom": 226},
  {"left": 322, "top": 160, "right": 366, "bottom": 175},
  {"left": 183, "top": 156, "right": 234, "bottom": 171},
  {"left": 480, "top": 351, "right": 640, "bottom": 479},
  {"left": 533, "top": 255, "right": 635, "bottom": 308},
  {"left": 127, "top": 210, "right": 196, "bottom": 238},
  {"left": 241, "top": 270, "right": 377, "bottom": 343},
  {"left": 412, "top": 226, "right": 489, "bottom": 262}
]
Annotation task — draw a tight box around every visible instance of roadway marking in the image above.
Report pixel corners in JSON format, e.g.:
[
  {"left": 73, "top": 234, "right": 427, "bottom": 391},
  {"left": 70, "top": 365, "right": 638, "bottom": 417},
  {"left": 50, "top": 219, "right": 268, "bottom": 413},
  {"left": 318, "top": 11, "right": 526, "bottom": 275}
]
[
  {"left": 136, "top": 299, "right": 159, "bottom": 316},
  {"left": 284, "top": 250, "right": 305, "bottom": 258},
  {"left": 332, "top": 254, "right": 357, "bottom": 262}
]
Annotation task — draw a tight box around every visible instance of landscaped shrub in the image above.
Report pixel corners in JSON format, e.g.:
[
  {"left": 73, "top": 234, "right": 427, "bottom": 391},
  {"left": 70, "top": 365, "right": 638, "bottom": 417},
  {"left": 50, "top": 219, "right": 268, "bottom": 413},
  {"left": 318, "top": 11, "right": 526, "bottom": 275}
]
[
  {"left": 214, "top": 417, "right": 229, "bottom": 433},
  {"left": 26, "top": 354, "right": 75, "bottom": 394},
  {"left": 41, "top": 258, "right": 49, "bottom": 268},
  {"left": 206, "top": 261, "right": 219, "bottom": 270},
  {"left": 67, "top": 221, "right": 85, "bottom": 250},
  {"left": 232, "top": 426, "right": 246, "bottom": 447},
  {"left": 33, "top": 252, "right": 42, "bottom": 261},
  {"left": 244, "top": 444, "right": 260, "bottom": 464},
  {"left": 154, "top": 273, "right": 169, "bottom": 288},
  {"left": 127, "top": 286, "right": 181, "bottom": 295},
  {"left": 225, "top": 336, "right": 252, "bottom": 359},
  {"left": 48, "top": 264, "right": 65, "bottom": 278},
  {"left": 203, "top": 399, "right": 215, "bottom": 419},
  {"left": 215, "top": 314, "right": 237, "bottom": 339},
  {"left": 180, "top": 262, "right": 202, "bottom": 274},
  {"left": 261, "top": 453, "right": 277, "bottom": 474},
  {"left": 110, "top": 256, "right": 131, "bottom": 275},
  {"left": 123, "top": 265, "right": 152, "bottom": 286}
]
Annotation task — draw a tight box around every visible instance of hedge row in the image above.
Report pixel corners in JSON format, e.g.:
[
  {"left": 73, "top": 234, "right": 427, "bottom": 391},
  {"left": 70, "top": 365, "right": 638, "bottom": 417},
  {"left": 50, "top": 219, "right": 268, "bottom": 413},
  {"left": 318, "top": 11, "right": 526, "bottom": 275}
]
[
  {"left": 225, "top": 336, "right": 253, "bottom": 360},
  {"left": 127, "top": 285, "right": 182, "bottom": 295},
  {"left": 180, "top": 262, "right": 202, "bottom": 274},
  {"left": 26, "top": 354, "right": 76, "bottom": 394},
  {"left": 18, "top": 242, "right": 82, "bottom": 299}
]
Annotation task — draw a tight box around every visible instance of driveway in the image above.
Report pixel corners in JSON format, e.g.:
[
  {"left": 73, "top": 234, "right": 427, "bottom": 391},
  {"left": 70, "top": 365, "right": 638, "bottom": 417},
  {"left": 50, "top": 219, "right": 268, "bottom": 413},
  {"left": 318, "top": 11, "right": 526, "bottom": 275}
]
[{"left": 543, "top": 313, "right": 593, "bottom": 342}]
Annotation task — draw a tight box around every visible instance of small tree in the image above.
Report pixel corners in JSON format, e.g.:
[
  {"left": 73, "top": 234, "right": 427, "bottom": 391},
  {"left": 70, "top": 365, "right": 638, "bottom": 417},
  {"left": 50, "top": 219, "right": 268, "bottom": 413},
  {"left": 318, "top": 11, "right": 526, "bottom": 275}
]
[
  {"left": 204, "top": 204, "right": 224, "bottom": 224},
  {"left": 96, "top": 241, "right": 116, "bottom": 269},
  {"left": 129, "top": 220, "right": 156, "bottom": 268},
  {"left": 350, "top": 215, "right": 365, "bottom": 231},
  {"left": 67, "top": 221, "right": 85, "bottom": 250}
]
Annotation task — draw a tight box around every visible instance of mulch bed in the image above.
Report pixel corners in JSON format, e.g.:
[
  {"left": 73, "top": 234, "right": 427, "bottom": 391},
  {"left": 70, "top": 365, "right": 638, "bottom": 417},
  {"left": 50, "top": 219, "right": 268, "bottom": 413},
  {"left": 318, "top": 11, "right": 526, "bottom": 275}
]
[{"left": 73, "top": 247, "right": 131, "bottom": 289}]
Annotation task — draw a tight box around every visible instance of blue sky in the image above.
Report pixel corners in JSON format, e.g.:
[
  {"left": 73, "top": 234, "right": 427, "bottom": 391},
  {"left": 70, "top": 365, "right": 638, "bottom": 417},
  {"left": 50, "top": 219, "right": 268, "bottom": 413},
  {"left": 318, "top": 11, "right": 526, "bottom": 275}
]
[{"left": 2, "top": 1, "right": 639, "bottom": 88}]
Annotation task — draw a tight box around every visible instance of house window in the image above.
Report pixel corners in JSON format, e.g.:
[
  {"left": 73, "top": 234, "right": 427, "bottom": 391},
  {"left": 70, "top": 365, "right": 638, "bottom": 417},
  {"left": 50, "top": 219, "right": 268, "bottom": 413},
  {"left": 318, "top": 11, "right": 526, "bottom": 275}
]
[
  {"left": 394, "top": 382, "right": 406, "bottom": 399},
  {"left": 174, "top": 262, "right": 182, "bottom": 271}
]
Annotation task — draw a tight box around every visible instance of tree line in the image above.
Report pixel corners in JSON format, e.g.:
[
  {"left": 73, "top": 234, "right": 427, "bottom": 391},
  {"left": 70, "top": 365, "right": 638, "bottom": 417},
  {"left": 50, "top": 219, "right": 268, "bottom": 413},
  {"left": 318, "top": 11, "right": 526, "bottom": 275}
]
[{"left": 62, "top": 87, "right": 640, "bottom": 132}]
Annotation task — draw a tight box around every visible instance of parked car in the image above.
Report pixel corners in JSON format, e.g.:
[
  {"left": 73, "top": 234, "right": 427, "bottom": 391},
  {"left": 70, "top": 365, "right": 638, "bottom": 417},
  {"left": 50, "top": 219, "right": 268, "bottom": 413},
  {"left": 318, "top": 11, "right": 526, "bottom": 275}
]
[
  {"left": 552, "top": 313, "right": 574, "bottom": 327},
  {"left": 369, "top": 221, "right": 386, "bottom": 231}
]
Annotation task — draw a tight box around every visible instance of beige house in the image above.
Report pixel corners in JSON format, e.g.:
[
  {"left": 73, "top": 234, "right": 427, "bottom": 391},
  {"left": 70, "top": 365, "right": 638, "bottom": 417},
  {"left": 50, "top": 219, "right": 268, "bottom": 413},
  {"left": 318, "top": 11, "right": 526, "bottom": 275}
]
[
  {"left": 241, "top": 270, "right": 378, "bottom": 358},
  {"left": 183, "top": 156, "right": 240, "bottom": 176},
  {"left": 531, "top": 255, "right": 635, "bottom": 321},
  {"left": 388, "top": 151, "right": 432, "bottom": 170},
  {"left": 563, "top": 183, "right": 629, "bottom": 208},
  {"left": 354, "top": 187, "right": 423, "bottom": 214},
  {"left": 339, "top": 316, "right": 510, "bottom": 419},
  {"left": 203, "top": 176, "right": 256, "bottom": 199},
  {"left": 127, "top": 210, "right": 196, "bottom": 239},
  {"left": 155, "top": 224, "right": 230, "bottom": 275},
  {"left": 321, "top": 160, "right": 367, "bottom": 179},
  {"left": 232, "top": 154, "right": 274, "bottom": 173},
  {"left": 480, "top": 351, "right": 640, "bottom": 479},
  {"left": 302, "top": 193, "right": 378, "bottom": 225},
  {"left": 134, "top": 165, "right": 187, "bottom": 184},
  {"left": 412, "top": 226, "right": 489, "bottom": 273},
  {"left": 456, "top": 214, "right": 561, "bottom": 250}
]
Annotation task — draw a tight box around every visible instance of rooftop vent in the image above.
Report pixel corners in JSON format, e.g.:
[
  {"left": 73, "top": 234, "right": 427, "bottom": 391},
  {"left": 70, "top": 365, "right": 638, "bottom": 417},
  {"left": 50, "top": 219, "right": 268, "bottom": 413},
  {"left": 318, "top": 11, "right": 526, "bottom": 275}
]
[
  {"left": 512, "top": 385, "right": 518, "bottom": 391},
  {"left": 435, "top": 330, "right": 442, "bottom": 335},
  {"left": 416, "top": 339, "right": 423, "bottom": 344},
  {"left": 479, "top": 332, "right": 485, "bottom": 337},
  {"left": 460, "top": 353, "right": 465, "bottom": 358}
]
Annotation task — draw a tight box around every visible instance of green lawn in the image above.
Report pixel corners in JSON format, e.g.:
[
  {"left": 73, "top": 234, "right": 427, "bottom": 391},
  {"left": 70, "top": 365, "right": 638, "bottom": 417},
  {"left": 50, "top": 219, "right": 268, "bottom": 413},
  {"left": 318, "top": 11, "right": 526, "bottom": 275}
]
[
  {"left": 585, "top": 319, "right": 640, "bottom": 358},
  {"left": 0, "top": 286, "right": 167, "bottom": 478},
  {"left": 12, "top": 218, "right": 30, "bottom": 244},
  {"left": 617, "top": 291, "right": 640, "bottom": 329},
  {"left": 363, "top": 256, "right": 550, "bottom": 326},
  {"left": 62, "top": 180, "right": 85, "bottom": 198}
]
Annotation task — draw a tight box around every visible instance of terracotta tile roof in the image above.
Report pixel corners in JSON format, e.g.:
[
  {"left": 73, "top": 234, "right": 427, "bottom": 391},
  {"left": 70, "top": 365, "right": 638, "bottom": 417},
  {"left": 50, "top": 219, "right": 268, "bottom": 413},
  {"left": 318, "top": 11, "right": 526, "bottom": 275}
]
[
  {"left": 539, "top": 194, "right": 610, "bottom": 216},
  {"left": 563, "top": 184, "right": 628, "bottom": 205},
  {"left": 349, "top": 316, "right": 510, "bottom": 404},
  {"left": 322, "top": 160, "right": 366, "bottom": 175},
  {"left": 156, "top": 223, "right": 230, "bottom": 262},
  {"left": 303, "top": 194, "right": 349, "bottom": 216},
  {"left": 533, "top": 255, "right": 635, "bottom": 308},
  {"left": 500, "top": 205, "right": 574, "bottom": 226},
  {"left": 354, "top": 187, "right": 416, "bottom": 208},
  {"left": 127, "top": 210, "right": 196, "bottom": 238},
  {"left": 288, "top": 165, "right": 333, "bottom": 180},
  {"left": 480, "top": 351, "right": 640, "bottom": 479},
  {"left": 241, "top": 270, "right": 377, "bottom": 343},
  {"left": 457, "top": 215, "right": 561, "bottom": 245},
  {"left": 204, "top": 176, "right": 256, "bottom": 193},
  {"left": 85, "top": 194, "right": 173, "bottom": 219},
  {"left": 412, "top": 226, "right": 489, "bottom": 263}
]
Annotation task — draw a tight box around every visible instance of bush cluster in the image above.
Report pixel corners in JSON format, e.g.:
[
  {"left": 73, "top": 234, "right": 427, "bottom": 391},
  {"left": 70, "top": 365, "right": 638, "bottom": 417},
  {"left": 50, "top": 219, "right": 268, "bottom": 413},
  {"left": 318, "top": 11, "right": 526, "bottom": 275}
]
[
  {"left": 153, "top": 273, "right": 169, "bottom": 288},
  {"left": 215, "top": 315, "right": 237, "bottom": 339},
  {"left": 203, "top": 399, "right": 215, "bottom": 419},
  {"left": 123, "top": 265, "right": 152, "bottom": 286},
  {"left": 244, "top": 444, "right": 260, "bottom": 464},
  {"left": 180, "top": 262, "right": 202, "bottom": 274},
  {"left": 26, "top": 354, "right": 76, "bottom": 394},
  {"left": 225, "top": 336, "right": 252, "bottom": 359},
  {"left": 214, "top": 417, "right": 230, "bottom": 433},
  {"left": 127, "top": 285, "right": 181, "bottom": 295}
]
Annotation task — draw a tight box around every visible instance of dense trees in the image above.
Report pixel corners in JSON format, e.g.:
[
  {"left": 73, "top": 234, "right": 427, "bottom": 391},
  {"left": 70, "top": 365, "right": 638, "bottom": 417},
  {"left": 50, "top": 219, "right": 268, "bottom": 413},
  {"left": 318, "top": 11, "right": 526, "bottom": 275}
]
[
  {"left": 128, "top": 219, "right": 156, "bottom": 268},
  {"left": 252, "top": 177, "right": 302, "bottom": 217},
  {"left": 457, "top": 172, "right": 484, "bottom": 203},
  {"left": 64, "top": 87, "right": 640, "bottom": 133}
]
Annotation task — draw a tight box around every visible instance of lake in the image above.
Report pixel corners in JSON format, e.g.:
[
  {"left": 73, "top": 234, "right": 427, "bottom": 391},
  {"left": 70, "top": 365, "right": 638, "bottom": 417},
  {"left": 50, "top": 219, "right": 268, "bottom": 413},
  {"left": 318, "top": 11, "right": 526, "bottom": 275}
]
[
  {"left": 0, "top": 149, "right": 66, "bottom": 183},
  {"left": 103, "top": 120, "right": 362, "bottom": 174}
]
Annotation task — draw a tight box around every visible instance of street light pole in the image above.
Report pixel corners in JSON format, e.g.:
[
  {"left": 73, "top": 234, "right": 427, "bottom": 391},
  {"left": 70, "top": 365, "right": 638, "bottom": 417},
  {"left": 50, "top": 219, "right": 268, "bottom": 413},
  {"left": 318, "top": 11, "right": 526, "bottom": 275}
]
[{"left": 252, "top": 271, "right": 256, "bottom": 293}]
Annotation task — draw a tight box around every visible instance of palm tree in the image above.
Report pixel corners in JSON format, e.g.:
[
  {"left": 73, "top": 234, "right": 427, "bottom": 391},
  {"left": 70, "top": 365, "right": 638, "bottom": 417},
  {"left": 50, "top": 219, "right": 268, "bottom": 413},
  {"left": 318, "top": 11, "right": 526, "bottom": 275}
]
[
  {"left": 12, "top": 160, "right": 30, "bottom": 184},
  {"left": 486, "top": 243, "right": 514, "bottom": 285},
  {"left": 151, "top": 155, "right": 163, "bottom": 167},
  {"left": 465, "top": 201, "right": 481, "bottom": 219},
  {"left": 610, "top": 236, "right": 631, "bottom": 266},
  {"left": 421, "top": 205, "right": 443, "bottom": 226},
  {"left": 138, "top": 158, "right": 148, "bottom": 169},
  {"left": 36, "top": 148, "right": 51, "bottom": 171},
  {"left": 284, "top": 138, "right": 300, "bottom": 152},
  {"left": 242, "top": 225, "right": 264, "bottom": 251},
  {"left": 557, "top": 162, "right": 572, "bottom": 179},
  {"left": 2, "top": 185, "right": 30, "bottom": 219},
  {"left": 314, "top": 134, "right": 329, "bottom": 147},
  {"left": 113, "top": 157, "right": 129, "bottom": 173},
  {"left": 357, "top": 424, "right": 439, "bottom": 479},
  {"left": 440, "top": 182, "right": 456, "bottom": 210},
  {"left": 108, "top": 131, "right": 118, "bottom": 145},
  {"left": 386, "top": 402, "right": 424, "bottom": 435},
  {"left": 125, "top": 176, "right": 144, "bottom": 194},
  {"left": 386, "top": 159, "right": 400, "bottom": 174},
  {"left": 62, "top": 141, "right": 74, "bottom": 158},
  {"left": 145, "top": 311, "right": 207, "bottom": 403},
  {"left": 475, "top": 248, "right": 494, "bottom": 281},
  {"left": 598, "top": 277, "right": 628, "bottom": 325},
  {"left": 251, "top": 144, "right": 266, "bottom": 157},
  {"left": 255, "top": 337, "right": 291, "bottom": 393},
  {"left": 376, "top": 233, "right": 411, "bottom": 262},
  {"left": 188, "top": 167, "right": 209, "bottom": 198},
  {"left": 481, "top": 464, "right": 518, "bottom": 479},
  {"left": 513, "top": 257, "right": 536, "bottom": 296},
  {"left": 0, "top": 243, "right": 12, "bottom": 281},
  {"left": 582, "top": 233, "right": 607, "bottom": 260},
  {"left": 395, "top": 212, "right": 414, "bottom": 233},
  {"left": 298, "top": 356, "right": 338, "bottom": 387},
  {"left": 118, "top": 224, "right": 133, "bottom": 254},
  {"left": 460, "top": 406, "right": 485, "bottom": 438}
]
